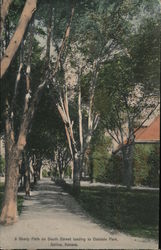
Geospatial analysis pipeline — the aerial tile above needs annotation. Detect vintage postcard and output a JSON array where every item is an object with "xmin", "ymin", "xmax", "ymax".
[{"xmin": 0, "ymin": 0, "xmax": 160, "ymax": 249}]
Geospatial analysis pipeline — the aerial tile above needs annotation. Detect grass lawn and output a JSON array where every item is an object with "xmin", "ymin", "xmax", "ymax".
[
  {"xmin": 0, "ymin": 182, "xmax": 24, "ymax": 215},
  {"xmin": 64, "ymin": 184, "xmax": 159, "ymax": 240}
]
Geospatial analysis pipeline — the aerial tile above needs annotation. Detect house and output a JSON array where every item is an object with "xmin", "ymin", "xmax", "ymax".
[
  {"xmin": 113, "ymin": 115, "xmax": 160, "ymax": 154},
  {"xmin": 135, "ymin": 115, "xmax": 160, "ymax": 144}
]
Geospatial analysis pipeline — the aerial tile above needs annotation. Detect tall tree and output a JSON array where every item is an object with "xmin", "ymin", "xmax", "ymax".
[
  {"xmin": 95, "ymin": 13, "xmax": 160, "ymax": 187},
  {"xmin": 55, "ymin": 0, "xmax": 138, "ymax": 191},
  {"xmin": 0, "ymin": 0, "xmax": 72, "ymax": 224}
]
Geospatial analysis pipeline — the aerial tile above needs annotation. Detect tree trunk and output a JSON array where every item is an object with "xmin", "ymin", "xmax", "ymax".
[
  {"xmin": 39, "ymin": 167, "xmax": 42, "ymax": 180},
  {"xmin": 59, "ymin": 169, "xmax": 64, "ymax": 180},
  {"xmin": 35, "ymin": 158, "xmax": 42, "ymax": 181},
  {"xmin": 58, "ymin": 163, "xmax": 62, "ymax": 179},
  {"xmin": 33, "ymin": 171, "xmax": 37, "ymax": 184},
  {"xmin": 0, "ymin": 0, "xmax": 37, "ymax": 78},
  {"xmin": 0, "ymin": 147, "xmax": 20, "ymax": 224},
  {"xmin": 73, "ymin": 153, "xmax": 80, "ymax": 194},
  {"xmin": 45, "ymin": 4, "xmax": 53, "ymax": 66},
  {"xmin": 24, "ymin": 153, "xmax": 30, "ymax": 196},
  {"xmin": 71, "ymin": 161, "xmax": 74, "ymax": 179},
  {"xmin": 33, "ymin": 163, "xmax": 38, "ymax": 184},
  {"xmin": 89, "ymin": 158, "xmax": 94, "ymax": 183},
  {"xmin": 1, "ymin": 105, "xmax": 31, "ymax": 224},
  {"xmin": 37, "ymin": 168, "xmax": 41, "ymax": 180},
  {"xmin": 122, "ymin": 143, "xmax": 134, "ymax": 188},
  {"xmin": 24, "ymin": 171, "xmax": 30, "ymax": 196}
]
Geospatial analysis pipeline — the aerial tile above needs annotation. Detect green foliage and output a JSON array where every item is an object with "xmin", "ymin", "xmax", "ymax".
[
  {"xmin": 72, "ymin": 0, "xmax": 138, "ymax": 61},
  {"xmin": 95, "ymin": 55, "xmax": 135, "ymax": 123},
  {"xmin": 42, "ymin": 169, "xmax": 49, "ymax": 178},
  {"xmin": 134, "ymin": 145, "xmax": 152, "ymax": 185},
  {"xmin": 94, "ymin": 3, "xmax": 160, "ymax": 138},
  {"xmin": 6, "ymin": 0, "xmax": 26, "ymax": 30},
  {"xmin": 89, "ymin": 130, "xmax": 112, "ymax": 182},
  {"xmin": 64, "ymin": 166, "xmax": 72, "ymax": 178},
  {"xmin": 91, "ymin": 152, "xmax": 123, "ymax": 185},
  {"xmin": 89, "ymin": 142, "xmax": 159, "ymax": 188},
  {"xmin": 134, "ymin": 144, "xmax": 160, "ymax": 187},
  {"xmin": 92, "ymin": 150, "xmax": 108, "ymax": 182},
  {"xmin": 147, "ymin": 145, "xmax": 160, "ymax": 187},
  {"xmin": 129, "ymin": 18, "xmax": 160, "ymax": 93},
  {"xmin": 17, "ymin": 196, "xmax": 24, "ymax": 215},
  {"xmin": 105, "ymin": 154, "xmax": 123, "ymax": 184},
  {"xmin": 76, "ymin": 186, "xmax": 159, "ymax": 239},
  {"xmin": 92, "ymin": 153, "xmax": 123, "ymax": 184}
]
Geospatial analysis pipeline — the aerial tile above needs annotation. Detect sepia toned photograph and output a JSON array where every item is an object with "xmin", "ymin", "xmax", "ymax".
[{"xmin": 0, "ymin": 0, "xmax": 160, "ymax": 249}]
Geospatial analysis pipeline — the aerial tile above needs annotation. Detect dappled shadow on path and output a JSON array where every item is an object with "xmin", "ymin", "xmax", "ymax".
[{"xmin": 21, "ymin": 179, "xmax": 87, "ymax": 219}]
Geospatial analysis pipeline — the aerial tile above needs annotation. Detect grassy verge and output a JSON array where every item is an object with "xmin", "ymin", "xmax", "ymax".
[
  {"xmin": 62, "ymin": 183, "xmax": 159, "ymax": 240},
  {"xmin": 0, "ymin": 182, "xmax": 24, "ymax": 215}
]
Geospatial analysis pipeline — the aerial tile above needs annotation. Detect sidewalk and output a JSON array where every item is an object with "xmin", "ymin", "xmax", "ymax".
[
  {"xmin": 65, "ymin": 178, "xmax": 159, "ymax": 191},
  {"xmin": 0, "ymin": 178, "xmax": 158, "ymax": 249}
]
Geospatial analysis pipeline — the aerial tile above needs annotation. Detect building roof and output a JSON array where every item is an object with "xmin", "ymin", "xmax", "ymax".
[
  {"xmin": 135, "ymin": 115, "xmax": 160, "ymax": 143},
  {"xmin": 113, "ymin": 115, "xmax": 160, "ymax": 154}
]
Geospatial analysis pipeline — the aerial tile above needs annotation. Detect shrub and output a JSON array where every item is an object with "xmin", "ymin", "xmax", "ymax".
[
  {"xmin": 92, "ymin": 151, "xmax": 109, "ymax": 182},
  {"xmin": 88, "ymin": 132, "xmax": 112, "ymax": 182},
  {"xmin": 89, "ymin": 131, "xmax": 159, "ymax": 187},
  {"xmin": 146, "ymin": 145, "xmax": 160, "ymax": 187},
  {"xmin": 91, "ymin": 151, "xmax": 123, "ymax": 184},
  {"xmin": 133, "ymin": 144, "xmax": 160, "ymax": 187},
  {"xmin": 105, "ymin": 154, "xmax": 123, "ymax": 184},
  {"xmin": 133, "ymin": 145, "xmax": 151, "ymax": 186}
]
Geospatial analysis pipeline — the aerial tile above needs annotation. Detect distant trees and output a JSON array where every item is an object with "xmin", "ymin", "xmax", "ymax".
[{"xmin": 54, "ymin": 146, "xmax": 71, "ymax": 179}]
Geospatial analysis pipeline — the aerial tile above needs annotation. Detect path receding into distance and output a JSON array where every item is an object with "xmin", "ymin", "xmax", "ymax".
[{"xmin": 0, "ymin": 178, "xmax": 158, "ymax": 249}]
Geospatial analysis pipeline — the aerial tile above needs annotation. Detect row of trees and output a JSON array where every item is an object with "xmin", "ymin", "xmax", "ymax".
[{"xmin": 0, "ymin": 0, "xmax": 160, "ymax": 224}]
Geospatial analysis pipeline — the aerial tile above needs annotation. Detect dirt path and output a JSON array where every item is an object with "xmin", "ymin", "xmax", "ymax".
[{"xmin": 0, "ymin": 178, "xmax": 158, "ymax": 249}]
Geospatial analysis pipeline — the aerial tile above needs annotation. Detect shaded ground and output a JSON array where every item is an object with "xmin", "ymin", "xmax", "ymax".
[
  {"xmin": 64, "ymin": 179, "xmax": 159, "ymax": 239},
  {"xmin": 0, "ymin": 178, "xmax": 158, "ymax": 249},
  {"xmin": 75, "ymin": 185, "xmax": 159, "ymax": 239}
]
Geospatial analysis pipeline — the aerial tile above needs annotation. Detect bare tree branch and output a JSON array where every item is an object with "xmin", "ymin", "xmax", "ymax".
[
  {"xmin": 132, "ymin": 102, "xmax": 160, "ymax": 137},
  {"xmin": 45, "ymin": 4, "xmax": 53, "ymax": 66},
  {"xmin": 53, "ymin": 7, "xmax": 75, "ymax": 76}
]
